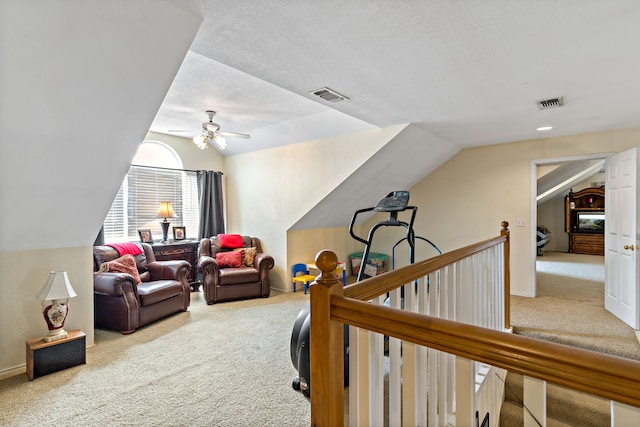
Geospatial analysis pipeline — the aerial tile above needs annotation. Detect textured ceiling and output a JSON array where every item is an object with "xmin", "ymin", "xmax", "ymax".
[{"xmin": 150, "ymin": 1, "xmax": 640, "ymax": 156}]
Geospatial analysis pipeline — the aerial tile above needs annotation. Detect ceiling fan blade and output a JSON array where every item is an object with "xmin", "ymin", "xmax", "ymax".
[
  {"xmin": 167, "ymin": 129, "xmax": 196, "ymax": 133},
  {"xmin": 217, "ymin": 131, "xmax": 250, "ymax": 139}
]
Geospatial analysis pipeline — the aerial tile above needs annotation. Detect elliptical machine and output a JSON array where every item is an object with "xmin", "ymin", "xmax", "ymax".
[
  {"xmin": 290, "ymin": 304, "xmax": 349, "ymax": 397},
  {"xmin": 290, "ymin": 191, "xmax": 439, "ymax": 398},
  {"xmin": 349, "ymin": 191, "xmax": 440, "ymax": 282}
]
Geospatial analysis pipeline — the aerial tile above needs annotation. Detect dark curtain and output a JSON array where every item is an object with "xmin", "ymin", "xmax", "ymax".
[{"xmin": 197, "ymin": 171, "xmax": 225, "ymax": 239}]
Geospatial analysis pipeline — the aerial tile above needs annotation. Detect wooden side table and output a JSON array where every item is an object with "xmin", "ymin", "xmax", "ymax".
[
  {"xmin": 26, "ymin": 329, "xmax": 86, "ymax": 380},
  {"xmin": 151, "ymin": 240, "xmax": 201, "ymax": 291}
]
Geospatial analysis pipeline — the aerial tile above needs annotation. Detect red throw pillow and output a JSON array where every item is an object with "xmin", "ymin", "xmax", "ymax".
[
  {"xmin": 218, "ymin": 233, "xmax": 244, "ymax": 249},
  {"xmin": 215, "ymin": 251, "xmax": 243, "ymax": 268},
  {"xmin": 99, "ymin": 254, "xmax": 142, "ymax": 284}
]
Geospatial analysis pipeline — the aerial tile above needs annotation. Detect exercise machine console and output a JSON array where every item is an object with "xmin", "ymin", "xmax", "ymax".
[{"xmin": 349, "ymin": 191, "xmax": 440, "ymax": 281}]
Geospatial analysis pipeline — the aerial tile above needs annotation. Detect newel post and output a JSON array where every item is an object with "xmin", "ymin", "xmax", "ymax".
[
  {"xmin": 501, "ymin": 221, "xmax": 511, "ymax": 330},
  {"xmin": 310, "ymin": 250, "xmax": 345, "ymax": 427}
]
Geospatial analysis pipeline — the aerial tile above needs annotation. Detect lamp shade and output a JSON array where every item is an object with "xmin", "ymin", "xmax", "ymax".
[
  {"xmin": 37, "ymin": 271, "xmax": 77, "ymax": 301},
  {"xmin": 157, "ymin": 201, "xmax": 176, "ymax": 219}
]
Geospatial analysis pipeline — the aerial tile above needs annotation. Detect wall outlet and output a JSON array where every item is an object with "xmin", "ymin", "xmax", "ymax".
[{"xmin": 516, "ymin": 218, "xmax": 526, "ymax": 227}]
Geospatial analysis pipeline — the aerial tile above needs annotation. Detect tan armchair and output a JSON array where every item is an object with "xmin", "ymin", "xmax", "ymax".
[
  {"xmin": 93, "ymin": 243, "xmax": 191, "ymax": 334},
  {"xmin": 197, "ymin": 235, "xmax": 274, "ymax": 304}
]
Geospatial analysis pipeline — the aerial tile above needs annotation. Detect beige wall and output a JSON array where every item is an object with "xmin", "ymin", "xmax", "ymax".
[
  {"xmin": 224, "ymin": 126, "xmax": 404, "ymax": 291},
  {"xmin": 537, "ymin": 196, "xmax": 569, "ymax": 252},
  {"xmin": 227, "ymin": 125, "xmax": 640, "ymax": 296},
  {"xmin": 363, "ymin": 127, "xmax": 640, "ymax": 296},
  {"xmin": 0, "ymin": 247, "xmax": 93, "ymax": 378}
]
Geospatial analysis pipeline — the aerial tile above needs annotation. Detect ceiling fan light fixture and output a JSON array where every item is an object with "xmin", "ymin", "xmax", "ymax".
[
  {"xmin": 183, "ymin": 110, "xmax": 250, "ymax": 151},
  {"xmin": 192, "ymin": 134, "xmax": 207, "ymax": 149},
  {"xmin": 206, "ymin": 122, "xmax": 220, "ymax": 132},
  {"xmin": 214, "ymin": 135, "xmax": 227, "ymax": 150}
]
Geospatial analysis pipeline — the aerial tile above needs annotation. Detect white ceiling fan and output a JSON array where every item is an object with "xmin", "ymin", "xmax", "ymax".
[{"xmin": 170, "ymin": 110, "xmax": 250, "ymax": 150}]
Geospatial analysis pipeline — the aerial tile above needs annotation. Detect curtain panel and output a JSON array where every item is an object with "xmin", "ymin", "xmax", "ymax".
[{"xmin": 197, "ymin": 170, "xmax": 225, "ymax": 239}]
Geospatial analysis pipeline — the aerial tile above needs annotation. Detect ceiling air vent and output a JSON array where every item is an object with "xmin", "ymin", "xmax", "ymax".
[
  {"xmin": 537, "ymin": 96, "xmax": 564, "ymax": 110},
  {"xmin": 309, "ymin": 87, "xmax": 349, "ymax": 103}
]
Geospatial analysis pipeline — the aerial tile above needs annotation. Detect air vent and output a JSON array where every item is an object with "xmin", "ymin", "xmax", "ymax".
[
  {"xmin": 309, "ymin": 87, "xmax": 349, "ymax": 103},
  {"xmin": 537, "ymin": 96, "xmax": 564, "ymax": 110}
]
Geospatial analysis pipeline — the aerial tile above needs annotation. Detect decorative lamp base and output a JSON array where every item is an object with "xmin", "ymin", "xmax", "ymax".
[
  {"xmin": 44, "ymin": 328, "xmax": 68, "ymax": 342},
  {"xmin": 160, "ymin": 220, "xmax": 170, "ymax": 243},
  {"xmin": 42, "ymin": 299, "xmax": 69, "ymax": 342}
]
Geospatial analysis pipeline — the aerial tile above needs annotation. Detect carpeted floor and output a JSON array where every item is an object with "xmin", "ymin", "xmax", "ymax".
[
  {"xmin": 2, "ymin": 252, "xmax": 637, "ymax": 426},
  {"xmin": 503, "ymin": 250, "xmax": 640, "ymax": 426},
  {"xmin": 511, "ymin": 250, "xmax": 640, "ymax": 360},
  {"xmin": 0, "ymin": 290, "xmax": 313, "ymax": 426}
]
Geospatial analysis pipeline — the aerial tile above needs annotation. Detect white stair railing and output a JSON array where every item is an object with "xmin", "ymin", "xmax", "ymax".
[
  {"xmin": 348, "ymin": 228, "xmax": 509, "ymax": 426},
  {"xmin": 309, "ymin": 223, "xmax": 640, "ymax": 427}
]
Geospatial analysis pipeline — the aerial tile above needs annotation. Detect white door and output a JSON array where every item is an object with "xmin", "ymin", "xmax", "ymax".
[{"xmin": 605, "ymin": 147, "xmax": 639, "ymax": 329}]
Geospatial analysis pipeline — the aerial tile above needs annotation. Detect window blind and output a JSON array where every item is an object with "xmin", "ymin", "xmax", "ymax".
[{"xmin": 103, "ymin": 166, "xmax": 199, "ymax": 242}]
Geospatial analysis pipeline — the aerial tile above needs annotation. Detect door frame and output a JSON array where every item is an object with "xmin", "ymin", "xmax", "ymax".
[{"xmin": 529, "ymin": 152, "xmax": 614, "ymax": 297}]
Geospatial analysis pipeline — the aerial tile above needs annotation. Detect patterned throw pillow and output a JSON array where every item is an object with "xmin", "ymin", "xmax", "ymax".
[
  {"xmin": 215, "ymin": 250, "xmax": 243, "ymax": 268},
  {"xmin": 99, "ymin": 254, "xmax": 142, "ymax": 284},
  {"xmin": 234, "ymin": 246, "xmax": 257, "ymax": 267}
]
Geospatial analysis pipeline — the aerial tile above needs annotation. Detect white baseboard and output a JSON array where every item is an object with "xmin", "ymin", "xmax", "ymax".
[{"xmin": 0, "ymin": 364, "xmax": 25, "ymax": 381}]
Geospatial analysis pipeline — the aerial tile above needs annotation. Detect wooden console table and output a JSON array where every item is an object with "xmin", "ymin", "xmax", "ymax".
[
  {"xmin": 26, "ymin": 329, "xmax": 86, "ymax": 380},
  {"xmin": 151, "ymin": 240, "xmax": 201, "ymax": 291}
]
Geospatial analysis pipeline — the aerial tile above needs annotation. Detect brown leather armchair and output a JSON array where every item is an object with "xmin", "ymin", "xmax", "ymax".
[
  {"xmin": 197, "ymin": 235, "xmax": 274, "ymax": 304},
  {"xmin": 93, "ymin": 243, "xmax": 191, "ymax": 334}
]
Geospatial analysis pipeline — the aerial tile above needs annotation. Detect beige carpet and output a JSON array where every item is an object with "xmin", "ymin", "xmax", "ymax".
[
  {"xmin": 0, "ymin": 290, "xmax": 312, "ymax": 426},
  {"xmin": 3, "ymin": 253, "xmax": 636, "ymax": 426},
  {"xmin": 504, "ymin": 251, "xmax": 640, "ymax": 426},
  {"xmin": 511, "ymin": 251, "xmax": 640, "ymax": 360}
]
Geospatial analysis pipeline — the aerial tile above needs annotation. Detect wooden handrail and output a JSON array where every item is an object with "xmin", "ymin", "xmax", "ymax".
[
  {"xmin": 330, "ymin": 295, "xmax": 640, "ymax": 408},
  {"xmin": 344, "ymin": 224, "xmax": 508, "ymax": 302},
  {"xmin": 310, "ymin": 222, "xmax": 639, "ymax": 426}
]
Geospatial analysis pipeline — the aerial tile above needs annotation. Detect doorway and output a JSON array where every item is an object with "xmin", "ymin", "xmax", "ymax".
[{"xmin": 530, "ymin": 153, "xmax": 611, "ymax": 297}]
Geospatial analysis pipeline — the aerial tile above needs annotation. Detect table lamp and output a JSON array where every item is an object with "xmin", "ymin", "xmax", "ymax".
[
  {"xmin": 37, "ymin": 271, "xmax": 77, "ymax": 342},
  {"xmin": 157, "ymin": 201, "xmax": 177, "ymax": 243}
]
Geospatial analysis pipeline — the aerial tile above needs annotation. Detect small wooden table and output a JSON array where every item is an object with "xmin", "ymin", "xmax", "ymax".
[{"xmin": 26, "ymin": 329, "xmax": 86, "ymax": 380}]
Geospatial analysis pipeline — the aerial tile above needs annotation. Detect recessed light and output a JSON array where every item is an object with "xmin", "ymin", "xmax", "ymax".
[{"xmin": 536, "ymin": 126, "xmax": 553, "ymax": 131}]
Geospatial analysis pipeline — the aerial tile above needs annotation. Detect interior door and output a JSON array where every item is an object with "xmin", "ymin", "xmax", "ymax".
[{"xmin": 605, "ymin": 147, "xmax": 639, "ymax": 329}]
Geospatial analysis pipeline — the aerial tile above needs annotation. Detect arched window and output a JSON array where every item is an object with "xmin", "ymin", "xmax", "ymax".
[
  {"xmin": 103, "ymin": 141, "xmax": 199, "ymax": 242},
  {"xmin": 132, "ymin": 140, "xmax": 182, "ymax": 168}
]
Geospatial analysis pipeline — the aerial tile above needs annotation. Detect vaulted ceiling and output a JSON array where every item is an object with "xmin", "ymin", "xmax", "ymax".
[
  {"xmin": 3, "ymin": 1, "xmax": 640, "ymax": 252},
  {"xmin": 150, "ymin": 1, "xmax": 640, "ymax": 157}
]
